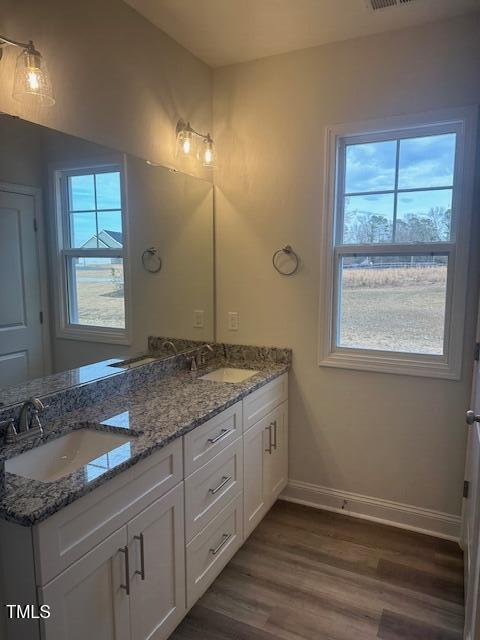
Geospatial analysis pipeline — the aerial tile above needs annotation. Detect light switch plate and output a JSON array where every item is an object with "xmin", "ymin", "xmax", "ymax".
[
  {"xmin": 193, "ymin": 310, "xmax": 204, "ymax": 328},
  {"xmin": 228, "ymin": 311, "xmax": 239, "ymax": 331}
]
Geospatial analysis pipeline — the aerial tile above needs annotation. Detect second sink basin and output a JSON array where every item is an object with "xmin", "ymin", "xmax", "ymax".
[
  {"xmin": 199, "ymin": 367, "xmax": 259, "ymax": 383},
  {"xmin": 5, "ymin": 429, "xmax": 134, "ymax": 483}
]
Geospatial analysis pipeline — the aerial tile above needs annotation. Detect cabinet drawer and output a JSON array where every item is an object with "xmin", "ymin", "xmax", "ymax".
[
  {"xmin": 185, "ymin": 438, "xmax": 243, "ymax": 542},
  {"xmin": 243, "ymin": 373, "xmax": 288, "ymax": 432},
  {"xmin": 186, "ymin": 493, "xmax": 243, "ymax": 608},
  {"xmin": 184, "ymin": 402, "xmax": 242, "ymax": 476},
  {"xmin": 33, "ymin": 438, "xmax": 183, "ymax": 586}
]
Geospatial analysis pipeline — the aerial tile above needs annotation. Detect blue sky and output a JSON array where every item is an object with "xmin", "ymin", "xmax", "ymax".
[
  {"xmin": 68, "ymin": 171, "xmax": 122, "ymax": 246},
  {"xmin": 343, "ymin": 133, "xmax": 455, "ymax": 242},
  {"xmin": 345, "ymin": 133, "xmax": 456, "ymax": 194}
]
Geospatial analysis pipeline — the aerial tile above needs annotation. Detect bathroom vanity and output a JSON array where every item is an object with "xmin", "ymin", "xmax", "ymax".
[{"xmin": 0, "ymin": 347, "xmax": 289, "ymax": 640}]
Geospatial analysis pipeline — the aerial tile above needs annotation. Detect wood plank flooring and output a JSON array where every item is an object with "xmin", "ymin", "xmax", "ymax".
[{"xmin": 171, "ymin": 501, "xmax": 464, "ymax": 640}]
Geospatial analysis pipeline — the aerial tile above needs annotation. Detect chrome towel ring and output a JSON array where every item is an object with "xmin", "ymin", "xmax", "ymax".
[
  {"xmin": 272, "ymin": 245, "xmax": 300, "ymax": 276},
  {"xmin": 142, "ymin": 247, "xmax": 162, "ymax": 273}
]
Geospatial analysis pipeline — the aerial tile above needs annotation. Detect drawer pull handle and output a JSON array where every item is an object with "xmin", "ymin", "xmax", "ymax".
[
  {"xmin": 209, "ymin": 475, "xmax": 232, "ymax": 495},
  {"xmin": 265, "ymin": 424, "xmax": 273, "ymax": 454},
  {"xmin": 134, "ymin": 533, "xmax": 146, "ymax": 581},
  {"xmin": 119, "ymin": 546, "xmax": 130, "ymax": 595},
  {"xmin": 210, "ymin": 533, "xmax": 232, "ymax": 556},
  {"xmin": 272, "ymin": 420, "xmax": 278, "ymax": 450},
  {"xmin": 207, "ymin": 428, "xmax": 231, "ymax": 445}
]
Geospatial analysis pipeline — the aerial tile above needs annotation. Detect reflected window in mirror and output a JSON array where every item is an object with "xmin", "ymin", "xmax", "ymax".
[{"xmin": 54, "ymin": 163, "xmax": 130, "ymax": 344}]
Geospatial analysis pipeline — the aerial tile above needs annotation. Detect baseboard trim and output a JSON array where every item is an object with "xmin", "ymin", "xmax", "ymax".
[{"xmin": 280, "ymin": 480, "xmax": 461, "ymax": 542}]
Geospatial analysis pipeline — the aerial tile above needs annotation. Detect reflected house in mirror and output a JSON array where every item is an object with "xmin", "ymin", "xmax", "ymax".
[{"xmin": 0, "ymin": 115, "xmax": 214, "ymax": 406}]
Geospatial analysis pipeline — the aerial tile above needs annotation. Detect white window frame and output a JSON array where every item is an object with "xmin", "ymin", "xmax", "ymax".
[
  {"xmin": 51, "ymin": 155, "xmax": 132, "ymax": 345},
  {"xmin": 318, "ymin": 107, "xmax": 478, "ymax": 379}
]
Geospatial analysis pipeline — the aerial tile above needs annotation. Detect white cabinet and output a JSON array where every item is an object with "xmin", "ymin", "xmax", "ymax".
[
  {"xmin": 34, "ymin": 439, "xmax": 183, "ymax": 586},
  {"xmin": 40, "ymin": 527, "xmax": 130, "ymax": 640},
  {"xmin": 186, "ymin": 493, "xmax": 243, "ymax": 608},
  {"xmin": 128, "ymin": 483, "xmax": 186, "ymax": 640},
  {"xmin": 41, "ymin": 483, "xmax": 185, "ymax": 640},
  {"xmin": 3, "ymin": 372, "xmax": 288, "ymax": 640},
  {"xmin": 244, "ymin": 401, "xmax": 288, "ymax": 538},
  {"xmin": 244, "ymin": 416, "xmax": 269, "ymax": 537},
  {"xmin": 266, "ymin": 401, "xmax": 288, "ymax": 499},
  {"xmin": 185, "ymin": 437, "xmax": 243, "ymax": 542}
]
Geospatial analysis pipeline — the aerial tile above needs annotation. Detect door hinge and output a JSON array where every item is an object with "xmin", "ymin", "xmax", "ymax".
[
  {"xmin": 33, "ymin": 218, "xmax": 38, "ymax": 232},
  {"xmin": 475, "ymin": 343, "xmax": 480, "ymax": 361},
  {"xmin": 464, "ymin": 480, "xmax": 470, "ymax": 499},
  {"xmin": 39, "ymin": 311, "xmax": 44, "ymax": 325}
]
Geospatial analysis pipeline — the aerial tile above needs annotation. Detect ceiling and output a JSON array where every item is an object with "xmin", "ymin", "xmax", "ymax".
[{"xmin": 123, "ymin": 0, "xmax": 480, "ymax": 67}]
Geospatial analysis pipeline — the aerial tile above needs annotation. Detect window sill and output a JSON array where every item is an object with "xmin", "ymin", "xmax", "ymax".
[
  {"xmin": 56, "ymin": 325, "xmax": 131, "ymax": 346},
  {"xmin": 318, "ymin": 349, "xmax": 460, "ymax": 380}
]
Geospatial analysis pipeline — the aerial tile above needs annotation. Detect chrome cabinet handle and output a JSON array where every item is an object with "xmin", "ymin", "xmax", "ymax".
[
  {"xmin": 272, "ymin": 420, "xmax": 278, "ymax": 450},
  {"xmin": 207, "ymin": 428, "xmax": 231, "ymax": 444},
  {"xmin": 209, "ymin": 475, "xmax": 232, "ymax": 495},
  {"xmin": 210, "ymin": 533, "xmax": 232, "ymax": 555},
  {"xmin": 119, "ymin": 546, "xmax": 130, "ymax": 595},
  {"xmin": 134, "ymin": 533, "xmax": 146, "ymax": 581},
  {"xmin": 265, "ymin": 424, "xmax": 273, "ymax": 454}
]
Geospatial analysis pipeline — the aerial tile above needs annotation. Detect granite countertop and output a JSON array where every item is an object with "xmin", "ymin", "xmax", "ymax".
[{"xmin": 0, "ymin": 359, "xmax": 288, "ymax": 527}]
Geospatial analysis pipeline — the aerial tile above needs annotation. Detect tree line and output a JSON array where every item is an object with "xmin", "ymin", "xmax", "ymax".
[{"xmin": 344, "ymin": 206, "xmax": 451, "ymax": 244}]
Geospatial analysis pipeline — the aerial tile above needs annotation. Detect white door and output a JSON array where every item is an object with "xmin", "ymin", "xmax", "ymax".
[
  {"xmin": 128, "ymin": 483, "xmax": 186, "ymax": 640},
  {"xmin": 463, "ymin": 308, "xmax": 480, "ymax": 640},
  {"xmin": 0, "ymin": 189, "xmax": 44, "ymax": 387},
  {"xmin": 40, "ymin": 526, "xmax": 130, "ymax": 640}
]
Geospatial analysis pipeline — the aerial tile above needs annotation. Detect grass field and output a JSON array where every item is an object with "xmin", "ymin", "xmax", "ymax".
[
  {"xmin": 339, "ymin": 266, "xmax": 447, "ymax": 355},
  {"xmin": 72, "ymin": 264, "xmax": 447, "ymax": 352},
  {"xmin": 74, "ymin": 265, "xmax": 125, "ymax": 328}
]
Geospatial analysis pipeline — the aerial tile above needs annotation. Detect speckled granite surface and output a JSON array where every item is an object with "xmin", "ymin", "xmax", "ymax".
[
  {"xmin": 0, "ymin": 359, "xmax": 123, "ymax": 409},
  {"xmin": 0, "ymin": 351, "xmax": 290, "ymax": 527}
]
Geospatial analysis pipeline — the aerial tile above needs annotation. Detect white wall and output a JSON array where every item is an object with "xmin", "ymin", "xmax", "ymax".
[
  {"xmin": 213, "ymin": 14, "xmax": 480, "ymax": 520},
  {"xmin": 0, "ymin": 0, "xmax": 212, "ymax": 179},
  {"xmin": 0, "ymin": 117, "xmax": 43, "ymax": 187}
]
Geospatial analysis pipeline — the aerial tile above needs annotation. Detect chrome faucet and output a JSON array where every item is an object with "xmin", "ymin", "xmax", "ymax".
[
  {"xmin": 186, "ymin": 344, "xmax": 215, "ymax": 374},
  {"xmin": 161, "ymin": 340, "xmax": 178, "ymax": 355},
  {"xmin": 0, "ymin": 398, "xmax": 47, "ymax": 444},
  {"xmin": 197, "ymin": 344, "xmax": 214, "ymax": 368},
  {"xmin": 18, "ymin": 397, "xmax": 46, "ymax": 434}
]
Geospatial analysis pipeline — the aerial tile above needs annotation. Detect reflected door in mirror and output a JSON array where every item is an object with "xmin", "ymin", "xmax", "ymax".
[{"xmin": 0, "ymin": 188, "xmax": 45, "ymax": 387}]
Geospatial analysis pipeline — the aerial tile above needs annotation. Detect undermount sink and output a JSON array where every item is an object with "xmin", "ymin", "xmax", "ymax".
[
  {"xmin": 5, "ymin": 429, "xmax": 134, "ymax": 483},
  {"xmin": 199, "ymin": 367, "xmax": 259, "ymax": 383}
]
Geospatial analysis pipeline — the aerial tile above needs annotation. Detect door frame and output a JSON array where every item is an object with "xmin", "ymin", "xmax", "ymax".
[
  {"xmin": 461, "ymin": 295, "xmax": 480, "ymax": 640},
  {"xmin": 0, "ymin": 181, "xmax": 52, "ymax": 378}
]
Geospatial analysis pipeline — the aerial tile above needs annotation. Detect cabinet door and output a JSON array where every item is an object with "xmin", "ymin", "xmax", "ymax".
[
  {"xmin": 127, "ymin": 483, "xmax": 186, "ymax": 640},
  {"xmin": 266, "ymin": 401, "xmax": 289, "ymax": 502},
  {"xmin": 243, "ymin": 417, "xmax": 270, "ymax": 538},
  {"xmin": 40, "ymin": 527, "xmax": 130, "ymax": 640}
]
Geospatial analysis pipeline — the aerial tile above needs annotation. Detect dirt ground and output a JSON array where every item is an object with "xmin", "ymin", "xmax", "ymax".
[
  {"xmin": 74, "ymin": 266, "xmax": 125, "ymax": 328},
  {"xmin": 339, "ymin": 267, "xmax": 447, "ymax": 355}
]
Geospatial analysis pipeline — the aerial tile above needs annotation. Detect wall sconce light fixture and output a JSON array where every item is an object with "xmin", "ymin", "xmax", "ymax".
[
  {"xmin": 176, "ymin": 120, "xmax": 215, "ymax": 168},
  {"xmin": 0, "ymin": 35, "xmax": 55, "ymax": 106}
]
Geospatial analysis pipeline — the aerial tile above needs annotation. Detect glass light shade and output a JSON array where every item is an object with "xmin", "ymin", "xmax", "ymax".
[
  {"xmin": 202, "ymin": 136, "xmax": 216, "ymax": 168},
  {"xmin": 176, "ymin": 127, "xmax": 195, "ymax": 159},
  {"xmin": 13, "ymin": 45, "xmax": 55, "ymax": 106}
]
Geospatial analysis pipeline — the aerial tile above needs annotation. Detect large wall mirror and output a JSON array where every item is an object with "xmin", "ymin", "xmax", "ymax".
[{"xmin": 0, "ymin": 115, "xmax": 214, "ymax": 406}]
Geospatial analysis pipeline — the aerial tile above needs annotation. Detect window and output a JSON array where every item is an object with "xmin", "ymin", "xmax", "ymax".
[
  {"xmin": 54, "ymin": 163, "xmax": 130, "ymax": 343},
  {"xmin": 319, "ymin": 110, "xmax": 476, "ymax": 379}
]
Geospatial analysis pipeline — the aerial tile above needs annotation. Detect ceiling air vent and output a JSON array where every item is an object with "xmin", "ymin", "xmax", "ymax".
[{"xmin": 365, "ymin": 0, "xmax": 416, "ymax": 11}]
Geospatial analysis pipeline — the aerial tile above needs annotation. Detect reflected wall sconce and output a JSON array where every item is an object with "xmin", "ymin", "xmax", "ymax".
[
  {"xmin": 0, "ymin": 34, "xmax": 55, "ymax": 106},
  {"xmin": 175, "ymin": 119, "xmax": 215, "ymax": 168}
]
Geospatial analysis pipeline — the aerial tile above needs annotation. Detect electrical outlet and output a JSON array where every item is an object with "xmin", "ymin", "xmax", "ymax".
[
  {"xmin": 228, "ymin": 311, "xmax": 239, "ymax": 331},
  {"xmin": 193, "ymin": 310, "xmax": 204, "ymax": 328}
]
